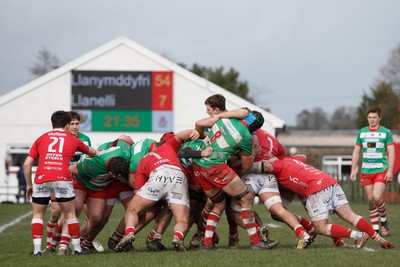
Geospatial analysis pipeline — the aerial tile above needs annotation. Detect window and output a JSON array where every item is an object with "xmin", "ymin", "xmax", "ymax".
[
  {"xmin": 322, "ymin": 155, "xmax": 352, "ymax": 181},
  {"xmin": 5, "ymin": 144, "xmax": 37, "ymax": 174}
]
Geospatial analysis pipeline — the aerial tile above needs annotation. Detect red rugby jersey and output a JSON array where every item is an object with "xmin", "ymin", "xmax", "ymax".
[
  {"xmin": 29, "ymin": 129, "xmax": 89, "ymax": 183},
  {"xmin": 271, "ymin": 157, "xmax": 338, "ymax": 197},
  {"xmin": 134, "ymin": 137, "xmax": 184, "ymax": 189},
  {"xmin": 254, "ymin": 129, "xmax": 286, "ymax": 162}
]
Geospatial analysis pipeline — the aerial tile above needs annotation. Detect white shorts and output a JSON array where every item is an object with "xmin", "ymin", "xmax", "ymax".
[
  {"xmin": 241, "ymin": 173, "xmax": 280, "ymax": 195},
  {"xmin": 137, "ymin": 165, "xmax": 190, "ymax": 208},
  {"xmin": 106, "ymin": 191, "xmax": 134, "ymax": 206},
  {"xmin": 33, "ymin": 180, "xmax": 75, "ymax": 199},
  {"xmin": 306, "ymin": 184, "xmax": 348, "ymax": 221}
]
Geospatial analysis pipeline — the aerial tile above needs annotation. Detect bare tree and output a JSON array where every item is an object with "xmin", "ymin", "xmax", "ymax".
[
  {"xmin": 29, "ymin": 47, "xmax": 61, "ymax": 77},
  {"xmin": 296, "ymin": 107, "xmax": 329, "ymax": 130},
  {"xmin": 330, "ymin": 106, "xmax": 357, "ymax": 129},
  {"xmin": 380, "ymin": 43, "xmax": 400, "ymax": 92}
]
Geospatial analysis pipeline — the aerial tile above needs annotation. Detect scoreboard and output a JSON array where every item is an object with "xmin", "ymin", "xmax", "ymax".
[{"xmin": 71, "ymin": 70, "xmax": 173, "ymax": 132}]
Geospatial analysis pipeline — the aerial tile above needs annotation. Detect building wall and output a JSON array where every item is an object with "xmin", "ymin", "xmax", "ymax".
[{"xmin": 287, "ymin": 146, "xmax": 354, "ymax": 170}]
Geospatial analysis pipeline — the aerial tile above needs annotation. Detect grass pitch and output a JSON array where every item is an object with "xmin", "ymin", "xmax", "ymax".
[{"xmin": 0, "ymin": 202, "xmax": 399, "ymax": 267}]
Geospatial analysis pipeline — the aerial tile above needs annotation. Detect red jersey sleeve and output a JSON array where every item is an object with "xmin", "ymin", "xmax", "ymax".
[
  {"xmin": 76, "ymin": 139, "xmax": 90, "ymax": 154},
  {"xmin": 29, "ymin": 141, "xmax": 39, "ymax": 160},
  {"xmin": 271, "ymin": 160, "xmax": 283, "ymax": 175},
  {"xmin": 133, "ymin": 161, "xmax": 147, "ymax": 190},
  {"xmin": 166, "ymin": 137, "xmax": 181, "ymax": 151}
]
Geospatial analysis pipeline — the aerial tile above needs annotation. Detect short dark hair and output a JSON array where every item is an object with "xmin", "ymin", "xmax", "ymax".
[
  {"xmin": 367, "ymin": 106, "xmax": 382, "ymax": 117},
  {"xmin": 108, "ymin": 156, "xmax": 129, "ymax": 177},
  {"xmin": 205, "ymin": 94, "xmax": 226, "ymax": 111},
  {"xmin": 69, "ymin": 111, "xmax": 81, "ymax": 121},
  {"xmin": 51, "ymin": 110, "xmax": 71, "ymax": 129}
]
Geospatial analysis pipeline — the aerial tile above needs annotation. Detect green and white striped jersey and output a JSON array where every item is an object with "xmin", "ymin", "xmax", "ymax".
[
  {"xmin": 193, "ymin": 118, "xmax": 253, "ymax": 168},
  {"xmin": 129, "ymin": 138, "xmax": 156, "ymax": 173},
  {"xmin": 76, "ymin": 139, "xmax": 131, "ymax": 190},
  {"xmin": 356, "ymin": 125, "xmax": 394, "ymax": 174},
  {"xmin": 179, "ymin": 139, "xmax": 206, "ymax": 169}
]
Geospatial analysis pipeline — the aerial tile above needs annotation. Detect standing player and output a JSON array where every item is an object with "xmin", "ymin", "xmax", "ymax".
[
  {"xmin": 23, "ymin": 110, "xmax": 98, "ymax": 256},
  {"xmin": 43, "ymin": 111, "xmax": 98, "ymax": 254},
  {"xmin": 350, "ymin": 106, "xmax": 395, "ymax": 236}
]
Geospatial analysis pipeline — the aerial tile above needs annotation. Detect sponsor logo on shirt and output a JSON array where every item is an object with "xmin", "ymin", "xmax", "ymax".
[{"xmin": 147, "ymin": 187, "xmax": 160, "ymax": 195}]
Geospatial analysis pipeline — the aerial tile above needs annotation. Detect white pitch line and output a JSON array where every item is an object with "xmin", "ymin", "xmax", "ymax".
[
  {"xmin": 0, "ymin": 211, "xmax": 33, "ymax": 233},
  {"xmin": 362, "ymin": 246, "xmax": 378, "ymax": 252},
  {"xmin": 265, "ymin": 223, "xmax": 282, "ymax": 228}
]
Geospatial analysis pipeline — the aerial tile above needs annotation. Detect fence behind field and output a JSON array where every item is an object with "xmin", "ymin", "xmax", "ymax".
[
  {"xmin": 0, "ymin": 185, "xmax": 27, "ymax": 203},
  {"xmin": 339, "ymin": 178, "xmax": 400, "ymax": 204}
]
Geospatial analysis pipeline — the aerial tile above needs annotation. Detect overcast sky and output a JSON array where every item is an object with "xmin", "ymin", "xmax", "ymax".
[{"xmin": 1, "ymin": 0, "xmax": 400, "ymax": 125}]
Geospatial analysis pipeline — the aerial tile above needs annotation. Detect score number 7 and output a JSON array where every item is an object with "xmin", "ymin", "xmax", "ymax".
[{"xmin": 158, "ymin": 94, "xmax": 167, "ymax": 108}]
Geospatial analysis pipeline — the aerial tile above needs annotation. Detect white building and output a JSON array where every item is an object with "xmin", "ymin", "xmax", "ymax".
[{"xmin": 0, "ymin": 36, "xmax": 285, "ymax": 203}]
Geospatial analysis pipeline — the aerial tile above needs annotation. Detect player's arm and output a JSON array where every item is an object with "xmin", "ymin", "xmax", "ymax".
[
  {"xmin": 213, "ymin": 107, "xmax": 250, "ymax": 120},
  {"xmin": 177, "ymin": 147, "xmax": 213, "ymax": 158},
  {"xmin": 350, "ymin": 145, "xmax": 361, "ymax": 182},
  {"xmin": 262, "ymin": 160, "xmax": 274, "ymax": 173},
  {"xmin": 87, "ymin": 147, "xmax": 99, "ymax": 158},
  {"xmin": 118, "ymin": 135, "xmax": 134, "ymax": 146},
  {"xmin": 195, "ymin": 117, "xmax": 215, "ymax": 138},
  {"xmin": 77, "ymin": 138, "xmax": 99, "ymax": 158},
  {"xmin": 241, "ymin": 154, "xmax": 254, "ymax": 172},
  {"xmin": 386, "ymin": 144, "xmax": 395, "ymax": 182},
  {"xmin": 23, "ymin": 156, "xmax": 35, "ymax": 200},
  {"xmin": 175, "ymin": 129, "xmax": 200, "ymax": 143},
  {"xmin": 70, "ymin": 163, "xmax": 79, "ymax": 176}
]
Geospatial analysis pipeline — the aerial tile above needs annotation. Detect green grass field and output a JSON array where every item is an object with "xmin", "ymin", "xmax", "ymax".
[{"xmin": 0, "ymin": 202, "xmax": 399, "ymax": 267}]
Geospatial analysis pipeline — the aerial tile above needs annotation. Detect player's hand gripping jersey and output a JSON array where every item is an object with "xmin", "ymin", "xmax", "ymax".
[
  {"xmin": 75, "ymin": 139, "xmax": 131, "ymax": 190},
  {"xmin": 179, "ymin": 139, "xmax": 207, "ymax": 169}
]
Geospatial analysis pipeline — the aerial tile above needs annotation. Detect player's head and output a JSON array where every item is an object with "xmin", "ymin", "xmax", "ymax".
[
  {"xmin": 159, "ymin": 132, "xmax": 175, "ymax": 142},
  {"xmin": 108, "ymin": 156, "xmax": 129, "ymax": 178},
  {"xmin": 51, "ymin": 110, "xmax": 71, "ymax": 129},
  {"xmin": 367, "ymin": 106, "xmax": 382, "ymax": 117},
  {"xmin": 205, "ymin": 94, "xmax": 226, "ymax": 116},
  {"xmin": 68, "ymin": 111, "xmax": 81, "ymax": 136},
  {"xmin": 243, "ymin": 110, "xmax": 264, "ymax": 133},
  {"xmin": 366, "ymin": 106, "xmax": 381, "ymax": 127}
]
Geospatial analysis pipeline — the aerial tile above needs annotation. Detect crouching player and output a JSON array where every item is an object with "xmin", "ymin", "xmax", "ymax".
[
  {"xmin": 115, "ymin": 129, "xmax": 201, "ymax": 252},
  {"xmin": 262, "ymin": 157, "xmax": 395, "ymax": 249}
]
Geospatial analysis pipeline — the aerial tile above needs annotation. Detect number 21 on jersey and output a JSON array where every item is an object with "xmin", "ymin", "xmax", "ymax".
[{"xmin": 48, "ymin": 137, "xmax": 65, "ymax": 153}]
